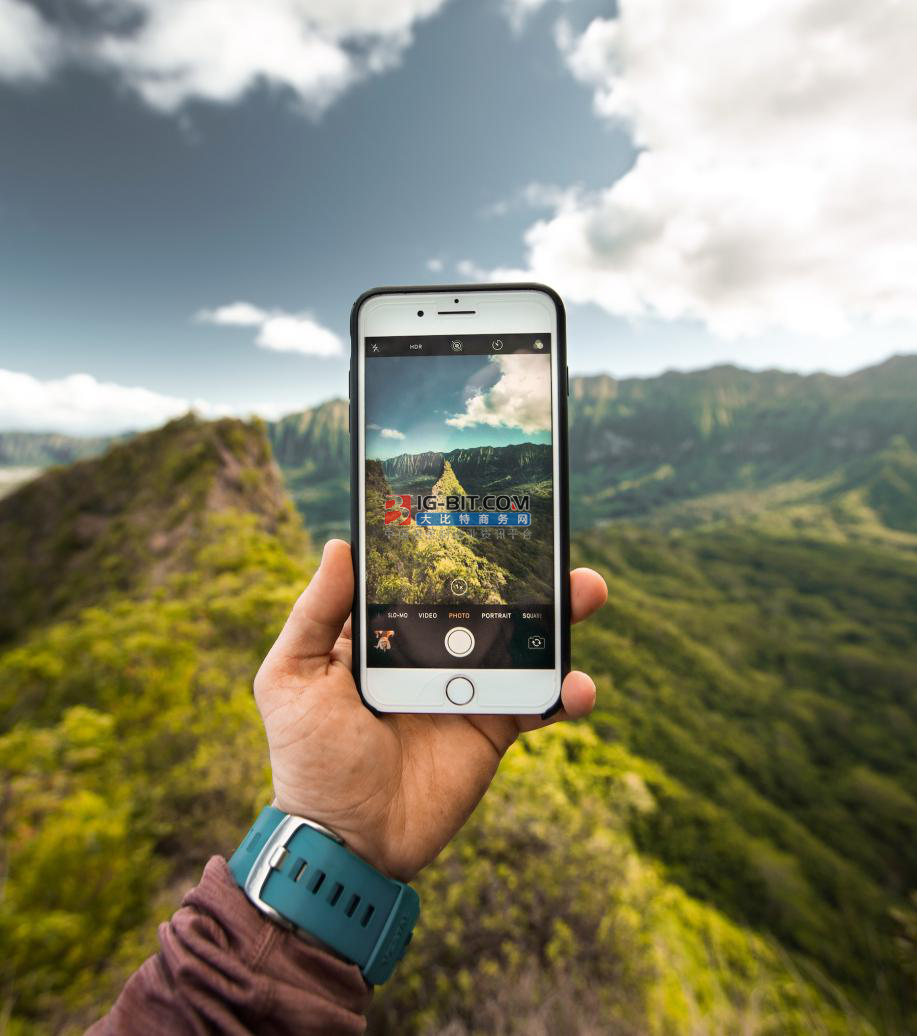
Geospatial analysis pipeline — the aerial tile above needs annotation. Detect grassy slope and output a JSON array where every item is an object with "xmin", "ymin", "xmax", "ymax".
[
  {"xmin": 365, "ymin": 459, "xmax": 513, "ymax": 605},
  {"xmin": 0, "ymin": 419, "xmax": 890, "ymax": 1034},
  {"xmin": 0, "ymin": 571, "xmax": 878, "ymax": 1035},
  {"xmin": 573, "ymin": 525, "xmax": 917, "ymax": 1030},
  {"xmin": 0, "ymin": 414, "xmax": 302, "ymax": 644}
]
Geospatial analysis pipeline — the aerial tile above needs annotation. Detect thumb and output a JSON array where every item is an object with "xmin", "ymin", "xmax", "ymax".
[{"xmin": 264, "ymin": 540, "xmax": 354, "ymax": 669}]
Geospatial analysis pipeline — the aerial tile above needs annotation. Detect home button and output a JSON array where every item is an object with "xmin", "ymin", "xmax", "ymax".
[{"xmin": 445, "ymin": 676, "xmax": 475, "ymax": 706}]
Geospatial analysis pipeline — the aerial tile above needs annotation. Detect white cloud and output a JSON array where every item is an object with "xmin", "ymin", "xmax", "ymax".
[
  {"xmin": 0, "ymin": 0, "xmax": 61, "ymax": 82},
  {"xmin": 482, "ymin": 182, "xmax": 574, "ymax": 219},
  {"xmin": 197, "ymin": 301, "xmax": 342, "ymax": 357},
  {"xmin": 456, "ymin": 259, "xmax": 488, "ymax": 281},
  {"xmin": 502, "ymin": 0, "xmax": 567, "ymax": 33},
  {"xmin": 379, "ymin": 427, "xmax": 405, "ymax": 440},
  {"xmin": 256, "ymin": 314, "xmax": 341, "ymax": 357},
  {"xmin": 446, "ymin": 354, "xmax": 550, "ymax": 435},
  {"xmin": 0, "ymin": 368, "xmax": 233, "ymax": 436},
  {"xmin": 0, "ymin": 0, "xmax": 449, "ymax": 114},
  {"xmin": 197, "ymin": 301, "xmax": 267, "ymax": 327},
  {"xmin": 474, "ymin": 1, "xmax": 917, "ymax": 339},
  {"xmin": 426, "ymin": 257, "xmax": 444, "ymax": 273}
]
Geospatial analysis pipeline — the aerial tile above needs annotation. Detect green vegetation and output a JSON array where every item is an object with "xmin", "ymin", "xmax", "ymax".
[
  {"xmin": 568, "ymin": 356, "xmax": 917, "ymax": 535},
  {"xmin": 0, "ymin": 414, "xmax": 302, "ymax": 643},
  {"xmin": 0, "ymin": 504, "xmax": 311, "ymax": 1032},
  {"xmin": 372, "ymin": 446, "xmax": 555, "ymax": 604},
  {"xmin": 365, "ymin": 460, "xmax": 511, "ymax": 604},
  {"xmin": 2, "ymin": 356, "xmax": 916, "ymax": 1033},
  {"xmin": 573, "ymin": 526, "xmax": 917, "ymax": 1029},
  {"xmin": 373, "ymin": 725, "xmax": 875, "ymax": 1036},
  {"xmin": 268, "ymin": 399, "xmax": 350, "ymax": 540}
]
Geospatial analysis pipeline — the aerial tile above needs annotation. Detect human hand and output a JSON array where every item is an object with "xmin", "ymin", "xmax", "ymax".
[{"xmin": 254, "ymin": 540, "xmax": 607, "ymax": 882}]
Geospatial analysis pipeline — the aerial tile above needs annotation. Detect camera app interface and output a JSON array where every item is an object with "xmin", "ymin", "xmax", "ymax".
[{"xmin": 364, "ymin": 333, "xmax": 554, "ymax": 669}]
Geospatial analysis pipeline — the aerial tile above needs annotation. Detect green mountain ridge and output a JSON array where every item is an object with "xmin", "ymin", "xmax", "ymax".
[
  {"xmin": 365, "ymin": 458, "xmax": 513, "ymax": 606},
  {"xmin": 376, "ymin": 450, "xmax": 555, "ymax": 603},
  {"xmin": 267, "ymin": 399, "xmax": 350, "ymax": 539},
  {"xmin": 3, "ymin": 355, "xmax": 915, "ymax": 538},
  {"xmin": 381, "ymin": 442, "xmax": 552, "ymax": 495},
  {"xmin": 1, "ymin": 358, "xmax": 916, "ymax": 1031},
  {"xmin": 574, "ymin": 525, "xmax": 917, "ymax": 1020},
  {"xmin": 0, "ymin": 414, "xmax": 302, "ymax": 645},
  {"xmin": 278, "ymin": 352, "xmax": 917, "ymax": 536},
  {"xmin": 267, "ymin": 398, "xmax": 348, "ymax": 472},
  {"xmin": 568, "ymin": 356, "xmax": 917, "ymax": 532}
]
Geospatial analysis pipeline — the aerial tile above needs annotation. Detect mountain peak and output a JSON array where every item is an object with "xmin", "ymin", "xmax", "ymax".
[
  {"xmin": 268, "ymin": 398, "xmax": 348, "ymax": 473},
  {"xmin": 431, "ymin": 459, "xmax": 466, "ymax": 502},
  {"xmin": 0, "ymin": 415, "xmax": 301, "ymax": 643}
]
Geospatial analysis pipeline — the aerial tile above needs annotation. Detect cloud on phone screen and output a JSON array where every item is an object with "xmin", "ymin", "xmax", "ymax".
[{"xmin": 446, "ymin": 355, "xmax": 550, "ymax": 436}]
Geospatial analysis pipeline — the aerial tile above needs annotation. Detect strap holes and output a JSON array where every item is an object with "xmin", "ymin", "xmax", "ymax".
[
  {"xmin": 328, "ymin": 883, "xmax": 344, "ymax": 906},
  {"xmin": 310, "ymin": 870, "xmax": 326, "ymax": 894},
  {"xmin": 291, "ymin": 858, "xmax": 308, "ymax": 882},
  {"xmin": 360, "ymin": 904, "xmax": 375, "ymax": 928},
  {"xmin": 345, "ymin": 894, "xmax": 361, "ymax": 918}
]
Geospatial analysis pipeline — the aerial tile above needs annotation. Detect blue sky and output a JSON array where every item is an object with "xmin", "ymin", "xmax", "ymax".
[
  {"xmin": 0, "ymin": 0, "xmax": 914, "ymax": 434},
  {"xmin": 366, "ymin": 354, "xmax": 552, "ymax": 460}
]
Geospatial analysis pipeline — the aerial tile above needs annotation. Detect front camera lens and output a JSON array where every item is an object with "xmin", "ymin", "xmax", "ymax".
[{"xmin": 417, "ymin": 310, "xmax": 424, "ymax": 317}]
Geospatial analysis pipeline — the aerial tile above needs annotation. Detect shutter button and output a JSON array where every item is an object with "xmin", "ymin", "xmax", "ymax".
[{"xmin": 444, "ymin": 626, "xmax": 475, "ymax": 657}]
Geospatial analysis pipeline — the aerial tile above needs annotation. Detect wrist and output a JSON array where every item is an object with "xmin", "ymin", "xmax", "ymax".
[
  {"xmin": 231, "ymin": 805, "xmax": 419, "ymax": 985},
  {"xmin": 270, "ymin": 796, "xmax": 396, "ymax": 879}
]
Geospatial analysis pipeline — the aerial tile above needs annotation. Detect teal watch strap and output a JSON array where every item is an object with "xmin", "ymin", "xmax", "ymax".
[{"xmin": 228, "ymin": 806, "xmax": 419, "ymax": 985}]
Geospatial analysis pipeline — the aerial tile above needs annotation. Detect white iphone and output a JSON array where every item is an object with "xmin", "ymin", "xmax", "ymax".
[{"xmin": 350, "ymin": 284, "xmax": 570, "ymax": 714}]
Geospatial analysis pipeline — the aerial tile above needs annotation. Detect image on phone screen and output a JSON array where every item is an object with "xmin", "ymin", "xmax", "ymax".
[{"xmin": 364, "ymin": 333, "xmax": 555, "ymax": 670}]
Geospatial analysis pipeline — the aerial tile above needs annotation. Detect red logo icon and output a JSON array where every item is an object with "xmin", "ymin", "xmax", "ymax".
[{"xmin": 384, "ymin": 494, "xmax": 412, "ymax": 525}]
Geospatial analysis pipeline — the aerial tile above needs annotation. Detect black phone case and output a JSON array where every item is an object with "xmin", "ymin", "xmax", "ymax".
[{"xmin": 349, "ymin": 283, "xmax": 571, "ymax": 719}]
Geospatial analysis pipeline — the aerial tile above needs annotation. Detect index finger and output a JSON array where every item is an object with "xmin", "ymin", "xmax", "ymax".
[{"xmin": 571, "ymin": 568, "xmax": 607, "ymax": 624}]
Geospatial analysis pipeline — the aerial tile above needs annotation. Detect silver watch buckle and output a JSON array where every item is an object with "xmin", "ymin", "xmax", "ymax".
[{"xmin": 243, "ymin": 814, "xmax": 344, "ymax": 929}]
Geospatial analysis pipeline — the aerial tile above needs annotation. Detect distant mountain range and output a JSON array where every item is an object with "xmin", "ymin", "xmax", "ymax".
[
  {"xmin": 0, "ymin": 430, "xmax": 118, "ymax": 467},
  {"xmin": 569, "ymin": 355, "xmax": 917, "ymax": 532},
  {"xmin": 1, "ymin": 355, "xmax": 915, "ymax": 537},
  {"xmin": 382, "ymin": 442, "xmax": 552, "ymax": 496},
  {"xmin": 267, "ymin": 398, "xmax": 348, "ymax": 475}
]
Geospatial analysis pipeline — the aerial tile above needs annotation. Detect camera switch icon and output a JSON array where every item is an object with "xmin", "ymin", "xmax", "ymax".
[{"xmin": 527, "ymin": 635, "xmax": 546, "ymax": 650}]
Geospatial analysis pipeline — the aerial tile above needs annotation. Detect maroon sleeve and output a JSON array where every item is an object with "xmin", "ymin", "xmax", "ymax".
[{"xmin": 86, "ymin": 856, "xmax": 372, "ymax": 1036}]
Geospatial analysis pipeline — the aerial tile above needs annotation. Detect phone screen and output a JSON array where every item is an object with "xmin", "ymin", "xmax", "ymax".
[{"xmin": 363, "ymin": 332, "xmax": 555, "ymax": 670}]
